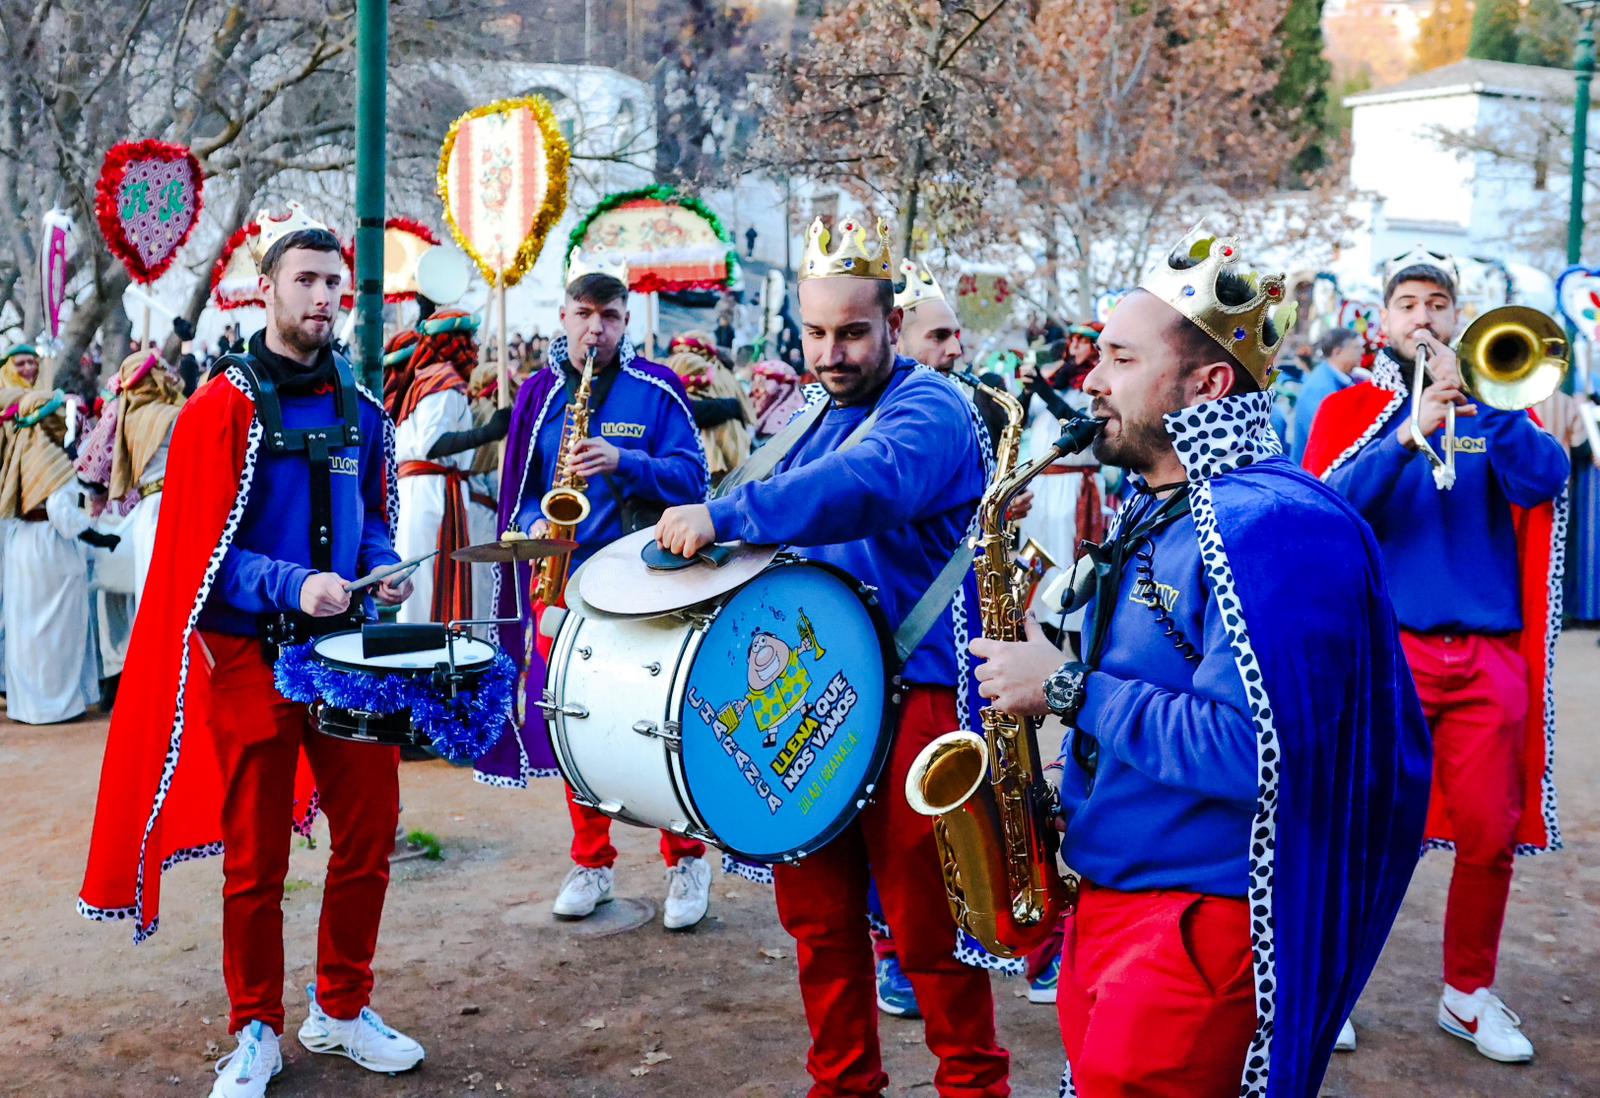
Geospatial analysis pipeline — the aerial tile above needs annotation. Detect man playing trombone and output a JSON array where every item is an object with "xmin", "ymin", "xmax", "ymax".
[{"xmin": 1303, "ymin": 248, "xmax": 1570, "ymax": 1064}]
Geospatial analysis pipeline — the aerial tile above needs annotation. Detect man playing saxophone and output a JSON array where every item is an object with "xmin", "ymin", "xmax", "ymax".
[
  {"xmin": 969, "ymin": 227, "xmax": 1431, "ymax": 1098},
  {"xmin": 474, "ymin": 250, "xmax": 716, "ymax": 932},
  {"xmin": 656, "ymin": 215, "xmax": 1010, "ymax": 1098}
]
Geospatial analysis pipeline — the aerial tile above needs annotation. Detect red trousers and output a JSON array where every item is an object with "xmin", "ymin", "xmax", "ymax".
[
  {"xmin": 565, "ymin": 783, "xmax": 706, "ymax": 868},
  {"xmin": 1401, "ymin": 631, "xmax": 1528, "ymax": 992},
  {"xmin": 1057, "ymin": 883, "xmax": 1255, "ymax": 1098},
  {"xmin": 205, "ymin": 632, "xmax": 400, "ymax": 1034},
  {"xmin": 531, "ymin": 600, "xmax": 705, "ymax": 869},
  {"xmin": 773, "ymin": 686, "xmax": 1009, "ymax": 1098}
]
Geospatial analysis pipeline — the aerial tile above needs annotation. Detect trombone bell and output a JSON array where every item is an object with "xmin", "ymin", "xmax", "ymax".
[{"xmin": 1458, "ymin": 305, "xmax": 1569, "ymax": 413}]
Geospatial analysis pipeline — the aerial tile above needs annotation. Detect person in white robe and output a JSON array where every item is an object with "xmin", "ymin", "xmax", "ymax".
[
  {"xmin": 0, "ymin": 389, "xmax": 114, "ymax": 723},
  {"xmin": 383, "ymin": 309, "xmax": 509, "ymax": 625}
]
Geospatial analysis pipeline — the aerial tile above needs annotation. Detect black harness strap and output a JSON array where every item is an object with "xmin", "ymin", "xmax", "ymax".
[{"xmin": 216, "ymin": 352, "xmax": 365, "ymax": 646}]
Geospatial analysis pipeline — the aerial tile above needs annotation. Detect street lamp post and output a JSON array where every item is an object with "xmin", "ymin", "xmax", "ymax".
[
  {"xmin": 354, "ymin": 0, "xmax": 388, "ymax": 396},
  {"xmin": 1566, "ymin": 1, "xmax": 1598, "ymax": 269}
]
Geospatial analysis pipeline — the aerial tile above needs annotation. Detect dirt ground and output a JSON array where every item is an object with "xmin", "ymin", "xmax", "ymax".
[{"xmin": 2, "ymin": 632, "xmax": 1597, "ymax": 1098}]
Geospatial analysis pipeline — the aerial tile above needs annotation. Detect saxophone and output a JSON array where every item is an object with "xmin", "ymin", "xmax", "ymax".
[
  {"xmin": 905, "ymin": 372, "xmax": 1102, "ymax": 957},
  {"xmin": 534, "ymin": 346, "xmax": 596, "ymax": 605}
]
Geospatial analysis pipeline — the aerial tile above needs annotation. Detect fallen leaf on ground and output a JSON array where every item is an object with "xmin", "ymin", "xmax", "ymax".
[
  {"xmin": 759, "ymin": 947, "xmax": 786, "ymax": 960},
  {"xmin": 580, "ymin": 1016, "xmax": 606, "ymax": 1030},
  {"xmin": 630, "ymin": 1066, "xmax": 651, "ymax": 1077},
  {"xmin": 643, "ymin": 1050, "xmax": 672, "ymax": 1065}
]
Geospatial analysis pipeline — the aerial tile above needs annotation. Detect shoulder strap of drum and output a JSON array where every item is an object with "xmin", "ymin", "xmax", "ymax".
[
  {"xmin": 892, "ymin": 540, "xmax": 975, "ymax": 667},
  {"xmin": 713, "ymin": 398, "xmax": 880, "ymax": 499}
]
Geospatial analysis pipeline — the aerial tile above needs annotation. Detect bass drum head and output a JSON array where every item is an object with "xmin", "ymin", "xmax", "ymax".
[{"xmin": 675, "ymin": 561, "xmax": 896, "ymax": 863}]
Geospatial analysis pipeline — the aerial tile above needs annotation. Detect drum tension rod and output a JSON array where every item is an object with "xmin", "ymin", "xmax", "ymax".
[
  {"xmin": 632, "ymin": 720, "xmax": 683, "ymax": 750},
  {"xmin": 535, "ymin": 693, "xmax": 590, "ymax": 719}
]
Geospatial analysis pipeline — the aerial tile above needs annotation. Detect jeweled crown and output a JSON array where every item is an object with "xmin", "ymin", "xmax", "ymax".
[
  {"xmin": 894, "ymin": 257, "xmax": 947, "ymax": 311},
  {"xmin": 565, "ymin": 246, "xmax": 629, "ymax": 288},
  {"xmin": 1384, "ymin": 244, "xmax": 1460, "ymax": 291},
  {"xmin": 800, "ymin": 216, "xmax": 893, "ymax": 281},
  {"xmin": 248, "ymin": 201, "xmax": 331, "ymax": 265},
  {"xmin": 1140, "ymin": 229, "xmax": 1297, "ymax": 387}
]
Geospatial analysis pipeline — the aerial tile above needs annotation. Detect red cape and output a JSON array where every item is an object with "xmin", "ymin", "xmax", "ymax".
[
  {"xmin": 1304, "ymin": 379, "xmax": 1563, "ymax": 854},
  {"xmin": 79, "ymin": 366, "xmax": 394, "ymax": 940}
]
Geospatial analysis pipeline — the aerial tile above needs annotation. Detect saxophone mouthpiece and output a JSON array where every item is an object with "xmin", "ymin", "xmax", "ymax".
[{"xmin": 1056, "ymin": 413, "xmax": 1104, "ymax": 455}]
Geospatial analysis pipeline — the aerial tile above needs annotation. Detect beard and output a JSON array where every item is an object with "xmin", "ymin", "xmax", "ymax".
[
  {"xmin": 816, "ymin": 332, "xmax": 894, "ymax": 406},
  {"xmin": 275, "ymin": 311, "xmax": 332, "ymax": 358},
  {"xmin": 1090, "ymin": 379, "xmax": 1186, "ymax": 473}
]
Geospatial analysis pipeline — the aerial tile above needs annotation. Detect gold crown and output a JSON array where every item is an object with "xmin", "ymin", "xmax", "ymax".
[
  {"xmin": 894, "ymin": 257, "xmax": 947, "ymax": 311},
  {"xmin": 800, "ymin": 216, "xmax": 893, "ymax": 281},
  {"xmin": 565, "ymin": 246, "xmax": 630, "ymax": 288},
  {"xmin": 1140, "ymin": 228, "xmax": 1296, "ymax": 387},
  {"xmin": 247, "ymin": 202, "xmax": 332, "ymax": 266},
  {"xmin": 1385, "ymin": 244, "xmax": 1460, "ymax": 290}
]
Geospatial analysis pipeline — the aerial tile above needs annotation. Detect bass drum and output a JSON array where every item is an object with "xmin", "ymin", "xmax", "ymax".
[{"xmin": 546, "ymin": 559, "xmax": 899, "ymax": 864}]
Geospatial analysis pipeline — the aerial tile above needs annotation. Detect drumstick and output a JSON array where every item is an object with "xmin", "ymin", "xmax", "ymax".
[{"xmin": 344, "ymin": 550, "xmax": 440, "ymax": 593}]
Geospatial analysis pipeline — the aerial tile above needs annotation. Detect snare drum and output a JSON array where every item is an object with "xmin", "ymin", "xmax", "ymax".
[
  {"xmin": 545, "ymin": 559, "xmax": 899, "ymax": 864},
  {"xmin": 276, "ymin": 630, "xmax": 513, "ymax": 761}
]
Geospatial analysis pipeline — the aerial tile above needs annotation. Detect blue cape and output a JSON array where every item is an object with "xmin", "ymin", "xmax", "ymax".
[{"xmin": 1065, "ymin": 392, "xmax": 1431, "ymax": 1097}]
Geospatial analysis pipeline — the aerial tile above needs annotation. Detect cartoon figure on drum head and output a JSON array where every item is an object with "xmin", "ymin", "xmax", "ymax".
[{"xmin": 716, "ymin": 611, "xmax": 825, "ymax": 748}]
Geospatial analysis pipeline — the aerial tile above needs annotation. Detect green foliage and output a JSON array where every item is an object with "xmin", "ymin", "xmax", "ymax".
[
  {"xmin": 1517, "ymin": 0, "xmax": 1584, "ymax": 67},
  {"xmin": 1275, "ymin": 0, "xmax": 1335, "ymax": 176},
  {"xmin": 405, "ymin": 829, "xmax": 444, "ymax": 862},
  {"xmin": 1468, "ymin": 0, "xmax": 1524, "ymax": 63},
  {"xmin": 1328, "ymin": 68, "xmax": 1374, "ymax": 134}
]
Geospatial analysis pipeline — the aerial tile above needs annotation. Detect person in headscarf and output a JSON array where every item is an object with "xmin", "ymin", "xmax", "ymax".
[
  {"xmin": 107, "ymin": 351, "xmax": 185, "ymax": 608},
  {"xmin": 0, "ymin": 343, "xmax": 42, "ymax": 390},
  {"xmin": 0, "ymin": 388, "xmax": 111, "ymax": 722},
  {"xmin": 667, "ymin": 331, "xmax": 753, "ymax": 485},
  {"xmin": 463, "ymin": 359, "xmax": 509, "ymax": 625},
  {"xmin": 383, "ymin": 308, "xmax": 510, "ymax": 625}
]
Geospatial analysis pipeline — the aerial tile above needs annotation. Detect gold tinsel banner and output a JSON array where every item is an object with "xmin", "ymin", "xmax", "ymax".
[{"xmin": 436, "ymin": 97, "xmax": 571, "ymax": 290}]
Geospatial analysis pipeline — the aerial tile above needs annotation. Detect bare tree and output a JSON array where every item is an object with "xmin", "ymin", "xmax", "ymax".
[{"xmin": 747, "ymin": 0, "xmax": 1037, "ymax": 255}]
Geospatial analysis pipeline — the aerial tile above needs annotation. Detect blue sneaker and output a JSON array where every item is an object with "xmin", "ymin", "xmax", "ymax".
[
  {"xmin": 1028, "ymin": 953, "xmax": 1060, "ymax": 1004},
  {"xmin": 875, "ymin": 957, "xmax": 921, "ymax": 1018}
]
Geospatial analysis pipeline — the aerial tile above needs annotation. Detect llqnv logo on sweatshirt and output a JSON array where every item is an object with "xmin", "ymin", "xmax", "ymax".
[
  {"xmin": 601, "ymin": 422, "xmax": 646, "ymax": 439},
  {"xmin": 330, "ymin": 455, "xmax": 360, "ymax": 476},
  {"xmin": 1129, "ymin": 577, "xmax": 1179, "ymax": 612}
]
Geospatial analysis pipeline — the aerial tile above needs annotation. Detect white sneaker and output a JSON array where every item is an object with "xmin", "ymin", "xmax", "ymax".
[
  {"xmin": 663, "ymin": 855, "xmax": 712, "ymax": 931},
  {"xmin": 1437, "ymin": 986, "xmax": 1534, "ymax": 1063},
  {"xmin": 552, "ymin": 864, "xmax": 614, "ymax": 920},
  {"xmin": 210, "ymin": 1021, "xmax": 282, "ymax": 1098},
  {"xmin": 297, "ymin": 983, "xmax": 425, "ymax": 1073},
  {"xmin": 1334, "ymin": 1017, "xmax": 1356, "ymax": 1052}
]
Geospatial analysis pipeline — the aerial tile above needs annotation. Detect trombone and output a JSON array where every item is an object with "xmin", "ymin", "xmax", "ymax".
[{"xmin": 1409, "ymin": 305, "xmax": 1569, "ymax": 490}]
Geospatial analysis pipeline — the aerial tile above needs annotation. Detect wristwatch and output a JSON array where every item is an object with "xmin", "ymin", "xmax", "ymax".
[{"xmin": 1044, "ymin": 661, "xmax": 1092, "ymax": 721}]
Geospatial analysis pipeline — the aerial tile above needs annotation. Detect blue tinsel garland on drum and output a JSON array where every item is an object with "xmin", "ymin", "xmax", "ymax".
[{"xmin": 274, "ymin": 642, "xmax": 514, "ymax": 762}]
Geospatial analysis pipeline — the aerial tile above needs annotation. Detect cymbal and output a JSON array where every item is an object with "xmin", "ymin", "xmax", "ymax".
[
  {"xmin": 579, "ymin": 526, "xmax": 777, "ymax": 615},
  {"xmin": 452, "ymin": 537, "xmax": 578, "ymax": 564}
]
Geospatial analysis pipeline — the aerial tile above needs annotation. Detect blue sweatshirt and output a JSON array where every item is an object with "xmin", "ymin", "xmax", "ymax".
[
  {"xmin": 1060, "ymin": 491, "xmax": 1258, "ymax": 895},
  {"xmin": 1323, "ymin": 387, "xmax": 1568, "ymax": 634},
  {"xmin": 200, "ymin": 388, "xmax": 398, "ymax": 635},
  {"xmin": 512, "ymin": 357, "xmax": 707, "ymax": 569},
  {"xmin": 706, "ymin": 361, "xmax": 986, "ymax": 687}
]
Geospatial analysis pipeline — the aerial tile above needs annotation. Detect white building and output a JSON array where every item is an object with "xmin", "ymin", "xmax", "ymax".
[{"xmin": 1344, "ymin": 58, "xmax": 1594, "ymax": 288}]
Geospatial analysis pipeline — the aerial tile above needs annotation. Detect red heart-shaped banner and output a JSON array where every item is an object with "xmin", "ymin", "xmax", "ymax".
[{"xmin": 95, "ymin": 140, "xmax": 204, "ymax": 284}]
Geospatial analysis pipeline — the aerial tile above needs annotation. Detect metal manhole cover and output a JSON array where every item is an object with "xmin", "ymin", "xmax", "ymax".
[{"xmin": 507, "ymin": 896, "xmax": 657, "ymax": 937}]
